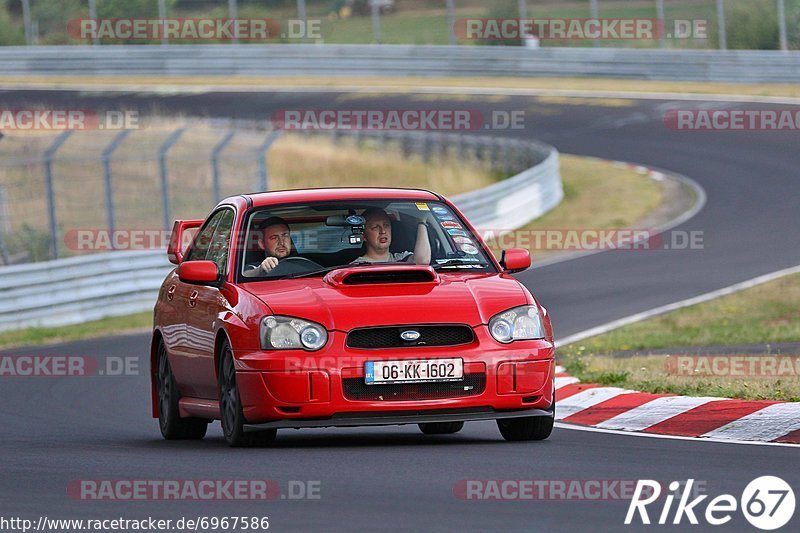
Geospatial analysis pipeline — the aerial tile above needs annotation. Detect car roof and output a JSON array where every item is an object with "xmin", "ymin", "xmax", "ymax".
[{"xmin": 226, "ymin": 188, "xmax": 441, "ymax": 208}]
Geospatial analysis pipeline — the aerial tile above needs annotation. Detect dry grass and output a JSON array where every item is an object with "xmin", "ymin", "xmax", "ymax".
[
  {"xmin": 483, "ymin": 155, "xmax": 663, "ymax": 260},
  {"xmin": 268, "ymin": 134, "xmax": 491, "ymax": 196},
  {"xmin": 531, "ymin": 155, "xmax": 662, "ymax": 231}
]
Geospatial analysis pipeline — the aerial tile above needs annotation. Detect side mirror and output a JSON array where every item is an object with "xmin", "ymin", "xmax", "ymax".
[
  {"xmin": 177, "ymin": 260, "xmax": 220, "ymax": 285},
  {"xmin": 500, "ymin": 248, "xmax": 531, "ymax": 274},
  {"xmin": 167, "ymin": 219, "xmax": 204, "ymax": 265}
]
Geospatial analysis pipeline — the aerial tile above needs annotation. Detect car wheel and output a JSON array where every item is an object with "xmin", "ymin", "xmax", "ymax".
[
  {"xmin": 497, "ymin": 397, "xmax": 555, "ymax": 441},
  {"xmin": 418, "ymin": 421, "xmax": 464, "ymax": 435},
  {"xmin": 218, "ymin": 340, "xmax": 277, "ymax": 447},
  {"xmin": 156, "ymin": 340, "xmax": 208, "ymax": 440}
]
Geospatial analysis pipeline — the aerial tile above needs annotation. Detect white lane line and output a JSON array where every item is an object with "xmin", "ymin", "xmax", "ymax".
[
  {"xmin": 701, "ymin": 403, "xmax": 800, "ymax": 442},
  {"xmin": 555, "ymin": 264, "xmax": 800, "ymax": 347},
  {"xmin": 556, "ymin": 387, "xmax": 634, "ymax": 420},
  {"xmin": 554, "ymin": 423, "xmax": 800, "ymax": 448},
  {"xmin": 596, "ymin": 396, "xmax": 722, "ymax": 432},
  {"xmin": 555, "ymin": 376, "xmax": 580, "ymax": 389}
]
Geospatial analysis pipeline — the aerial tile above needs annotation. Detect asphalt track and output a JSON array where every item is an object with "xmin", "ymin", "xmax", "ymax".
[{"xmin": 1, "ymin": 89, "xmax": 799, "ymax": 532}]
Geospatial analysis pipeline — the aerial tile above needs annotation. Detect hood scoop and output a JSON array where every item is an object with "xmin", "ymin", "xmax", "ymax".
[{"xmin": 324, "ymin": 265, "xmax": 439, "ymax": 286}]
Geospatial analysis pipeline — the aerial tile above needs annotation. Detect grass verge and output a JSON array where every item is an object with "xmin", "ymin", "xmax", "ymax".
[
  {"xmin": 559, "ymin": 273, "xmax": 800, "ymax": 401},
  {"xmin": 0, "ymin": 312, "xmax": 152, "ymax": 350},
  {"xmin": 7, "ymin": 76, "xmax": 800, "ymax": 100}
]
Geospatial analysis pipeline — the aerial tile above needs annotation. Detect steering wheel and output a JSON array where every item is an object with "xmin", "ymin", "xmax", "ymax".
[{"xmin": 246, "ymin": 256, "xmax": 323, "ymax": 277}]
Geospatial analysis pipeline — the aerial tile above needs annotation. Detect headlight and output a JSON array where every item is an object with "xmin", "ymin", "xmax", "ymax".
[
  {"xmin": 260, "ymin": 316, "xmax": 328, "ymax": 351},
  {"xmin": 488, "ymin": 305, "xmax": 545, "ymax": 343}
]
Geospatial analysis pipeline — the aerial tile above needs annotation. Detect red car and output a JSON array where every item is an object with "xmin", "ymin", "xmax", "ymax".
[{"xmin": 151, "ymin": 188, "xmax": 555, "ymax": 446}]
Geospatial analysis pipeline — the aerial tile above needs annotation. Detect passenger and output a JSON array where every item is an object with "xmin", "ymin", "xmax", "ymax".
[{"xmin": 352, "ymin": 208, "xmax": 431, "ymax": 265}]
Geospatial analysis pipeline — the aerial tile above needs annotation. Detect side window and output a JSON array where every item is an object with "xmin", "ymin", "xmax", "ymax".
[
  {"xmin": 206, "ymin": 209, "xmax": 235, "ymax": 274},
  {"xmin": 184, "ymin": 210, "xmax": 226, "ymax": 262}
]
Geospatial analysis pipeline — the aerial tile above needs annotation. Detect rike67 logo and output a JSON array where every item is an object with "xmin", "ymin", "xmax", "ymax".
[{"xmin": 626, "ymin": 477, "xmax": 795, "ymax": 530}]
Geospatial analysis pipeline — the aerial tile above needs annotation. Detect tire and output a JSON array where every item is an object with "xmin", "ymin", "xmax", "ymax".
[
  {"xmin": 418, "ymin": 421, "xmax": 464, "ymax": 435},
  {"xmin": 156, "ymin": 340, "xmax": 208, "ymax": 440},
  {"xmin": 497, "ymin": 397, "xmax": 555, "ymax": 441},
  {"xmin": 218, "ymin": 340, "xmax": 277, "ymax": 447}
]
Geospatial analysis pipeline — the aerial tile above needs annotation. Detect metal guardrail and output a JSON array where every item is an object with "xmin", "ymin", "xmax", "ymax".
[
  {"xmin": 0, "ymin": 133, "xmax": 562, "ymax": 332},
  {"xmin": 2, "ymin": 45, "xmax": 800, "ymax": 83},
  {"xmin": 0, "ymin": 251, "xmax": 171, "ymax": 331}
]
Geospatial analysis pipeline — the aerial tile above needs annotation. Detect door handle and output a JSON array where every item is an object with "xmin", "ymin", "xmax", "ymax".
[
  {"xmin": 188, "ymin": 290, "xmax": 199, "ymax": 308},
  {"xmin": 167, "ymin": 285, "xmax": 176, "ymax": 301}
]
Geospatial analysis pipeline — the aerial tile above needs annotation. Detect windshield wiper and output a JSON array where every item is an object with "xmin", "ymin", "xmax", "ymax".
[{"xmin": 432, "ymin": 259, "xmax": 490, "ymax": 270}]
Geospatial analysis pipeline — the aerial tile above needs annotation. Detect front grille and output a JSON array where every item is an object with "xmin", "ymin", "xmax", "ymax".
[
  {"xmin": 342, "ymin": 374, "xmax": 486, "ymax": 401},
  {"xmin": 347, "ymin": 325, "xmax": 474, "ymax": 349}
]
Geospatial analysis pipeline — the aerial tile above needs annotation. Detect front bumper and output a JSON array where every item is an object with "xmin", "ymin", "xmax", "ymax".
[
  {"xmin": 234, "ymin": 329, "xmax": 555, "ymax": 425},
  {"xmin": 244, "ymin": 407, "xmax": 553, "ymax": 430}
]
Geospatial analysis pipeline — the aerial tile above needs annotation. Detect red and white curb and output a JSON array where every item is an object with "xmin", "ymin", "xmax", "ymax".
[{"xmin": 554, "ymin": 366, "xmax": 800, "ymax": 445}]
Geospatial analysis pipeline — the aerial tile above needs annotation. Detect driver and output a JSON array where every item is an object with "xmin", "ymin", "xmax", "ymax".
[
  {"xmin": 352, "ymin": 207, "xmax": 431, "ymax": 265},
  {"xmin": 243, "ymin": 216, "xmax": 295, "ymax": 277}
]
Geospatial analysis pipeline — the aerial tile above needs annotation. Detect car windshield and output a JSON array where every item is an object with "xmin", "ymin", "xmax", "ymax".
[{"xmin": 238, "ymin": 200, "xmax": 496, "ymax": 281}]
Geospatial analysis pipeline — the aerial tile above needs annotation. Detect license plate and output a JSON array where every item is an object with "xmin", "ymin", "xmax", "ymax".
[{"xmin": 365, "ymin": 358, "xmax": 464, "ymax": 385}]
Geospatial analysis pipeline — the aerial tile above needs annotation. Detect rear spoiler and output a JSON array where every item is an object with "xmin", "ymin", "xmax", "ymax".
[{"xmin": 167, "ymin": 219, "xmax": 204, "ymax": 265}]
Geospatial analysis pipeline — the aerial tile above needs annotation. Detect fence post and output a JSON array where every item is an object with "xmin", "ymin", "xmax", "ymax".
[
  {"xmin": 297, "ymin": 0, "xmax": 309, "ymax": 43},
  {"xmin": 256, "ymin": 131, "xmax": 282, "ymax": 192},
  {"xmin": 43, "ymin": 131, "xmax": 74, "ymax": 259},
  {"xmin": 0, "ymin": 185, "xmax": 9, "ymax": 265},
  {"xmin": 158, "ymin": 0, "xmax": 168, "ymax": 45},
  {"xmin": 446, "ymin": 0, "xmax": 456, "ymax": 45},
  {"xmin": 778, "ymin": 0, "xmax": 788, "ymax": 51},
  {"xmin": 228, "ymin": 0, "xmax": 239, "ymax": 44},
  {"xmin": 211, "ymin": 131, "xmax": 236, "ymax": 204},
  {"xmin": 22, "ymin": 0, "xmax": 32, "ymax": 45},
  {"xmin": 716, "ymin": 0, "xmax": 727, "ymax": 50},
  {"xmin": 371, "ymin": 0, "xmax": 381, "ymax": 44},
  {"xmin": 421, "ymin": 133, "xmax": 431, "ymax": 163},
  {"xmin": 490, "ymin": 138, "xmax": 500, "ymax": 172},
  {"xmin": 656, "ymin": 0, "xmax": 666, "ymax": 48},
  {"xmin": 517, "ymin": 0, "xmax": 528, "ymax": 21},
  {"xmin": 101, "ymin": 129, "xmax": 131, "ymax": 248},
  {"xmin": 159, "ymin": 128, "xmax": 185, "ymax": 230},
  {"xmin": 88, "ymin": 0, "xmax": 99, "ymax": 45},
  {"xmin": 589, "ymin": 0, "xmax": 599, "ymax": 47}
]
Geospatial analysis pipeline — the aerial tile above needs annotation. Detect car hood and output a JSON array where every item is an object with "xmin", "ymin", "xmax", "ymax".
[{"xmin": 241, "ymin": 272, "xmax": 530, "ymax": 331}]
